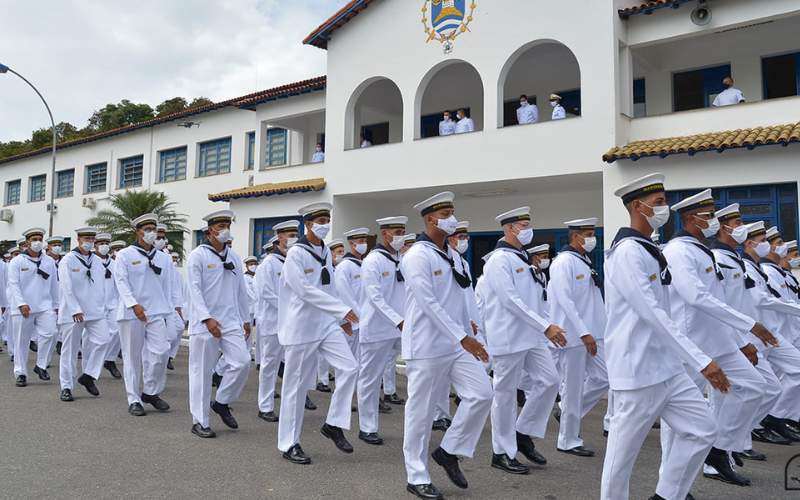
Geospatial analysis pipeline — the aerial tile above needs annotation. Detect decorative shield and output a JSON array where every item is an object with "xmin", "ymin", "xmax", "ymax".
[{"xmin": 422, "ymin": 0, "xmax": 476, "ymax": 53}]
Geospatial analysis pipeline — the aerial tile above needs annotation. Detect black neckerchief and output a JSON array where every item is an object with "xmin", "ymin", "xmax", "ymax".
[
  {"xmin": 71, "ymin": 248, "xmax": 94, "ymax": 283},
  {"xmin": 245, "ymin": 271, "xmax": 255, "ymax": 277},
  {"xmin": 559, "ymin": 245, "xmax": 602, "ymax": 287},
  {"xmin": 672, "ymin": 230, "xmax": 723, "ymax": 281},
  {"xmin": 742, "ymin": 253, "xmax": 782, "ymax": 298},
  {"xmin": 294, "ymin": 236, "xmax": 330, "ymax": 285},
  {"xmin": 611, "ymin": 228, "xmax": 672, "ymax": 285},
  {"xmin": 372, "ymin": 244, "xmax": 403, "ymax": 282},
  {"xmin": 709, "ymin": 240, "xmax": 755, "ymax": 289},
  {"xmin": 760, "ymin": 258, "xmax": 787, "ymax": 278},
  {"xmin": 200, "ymin": 239, "xmax": 235, "ymax": 274},
  {"xmin": 22, "ymin": 249, "xmax": 50, "ymax": 280},
  {"xmin": 416, "ymin": 233, "xmax": 470, "ymax": 289},
  {"xmin": 269, "ymin": 247, "xmax": 286, "ymax": 263},
  {"xmin": 99, "ymin": 256, "xmax": 113, "ymax": 279},
  {"xmin": 342, "ymin": 252, "xmax": 362, "ymax": 268},
  {"xmin": 132, "ymin": 242, "xmax": 162, "ymax": 276},
  {"xmin": 785, "ymin": 271, "xmax": 800, "ymax": 299}
]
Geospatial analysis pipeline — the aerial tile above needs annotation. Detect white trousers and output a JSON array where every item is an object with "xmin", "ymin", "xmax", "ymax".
[
  {"xmin": 317, "ymin": 352, "xmax": 332, "ymax": 385},
  {"xmin": 103, "ymin": 310, "xmax": 121, "ymax": 362},
  {"xmin": 358, "ymin": 338, "xmax": 400, "ymax": 433},
  {"xmin": 556, "ymin": 342, "xmax": 610, "ymax": 450},
  {"xmin": 59, "ymin": 319, "xmax": 110, "ymax": 390},
  {"xmin": 253, "ymin": 320, "xmax": 261, "ymax": 367},
  {"xmin": 278, "ymin": 330, "xmax": 358, "ymax": 452},
  {"xmin": 730, "ymin": 352, "xmax": 781, "ymax": 453},
  {"xmin": 258, "ymin": 333, "xmax": 284, "ymax": 412},
  {"xmin": 492, "ymin": 344, "xmax": 560, "ymax": 457},
  {"xmin": 118, "ymin": 317, "xmax": 169, "ymax": 405},
  {"xmin": 12, "ymin": 311, "xmax": 57, "ymax": 378},
  {"xmin": 403, "ymin": 349, "xmax": 493, "ymax": 485},
  {"xmin": 5, "ymin": 310, "xmax": 15, "ymax": 357},
  {"xmin": 382, "ymin": 336, "xmax": 401, "ymax": 395},
  {"xmin": 189, "ymin": 328, "xmax": 251, "ymax": 427},
  {"xmin": 764, "ymin": 342, "xmax": 800, "ymax": 420},
  {"xmin": 601, "ymin": 373, "xmax": 717, "ymax": 500},
  {"xmin": 166, "ymin": 311, "xmax": 184, "ymax": 360}
]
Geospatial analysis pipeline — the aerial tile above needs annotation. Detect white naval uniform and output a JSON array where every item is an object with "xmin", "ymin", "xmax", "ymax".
[
  {"xmin": 101, "ymin": 256, "xmax": 122, "ymax": 363},
  {"xmin": 0, "ymin": 262, "xmax": 8, "ymax": 354},
  {"xmin": 49, "ymin": 255, "xmax": 62, "ymax": 345},
  {"xmin": 712, "ymin": 87, "xmax": 745, "ymax": 107},
  {"xmin": 7, "ymin": 251, "xmax": 59, "ymax": 378},
  {"xmin": 311, "ymin": 151, "xmax": 325, "ymax": 163},
  {"xmin": 551, "ymin": 103, "xmax": 566, "ymax": 120},
  {"xmin": 115, "ymin": 244, "xmax": 174, "ymax": 405},
  {"xmin": 57, "ymin": 250, "xmax": 111, "ymax": 390},
  {"xmin": 454, "ymin": 117, "xmax": 474, "ymax": 134},
  {"xmin": 166, "ymin": 263, "xmax": 186, "ymax": 361},
  {"xmin": 549, "ymin": 247, "xmax": 610, "ymax": 450},
  {"xmin": 187, "ymin": 243, "xmax": 252, "ymax": 428},
  {"xmin": 277, "ymin": 238, "xmax": 358, "ymax": 452},
  {"xmin": 358, "ymin": 246, "xmax": 404, "ymax": 434},
  {"xmin": 662, "ymin": 234, "xmax": 765, "ymax": 456},
  {"xmin": 438, "ymin": 118, "xmax": 455, "ymax": 136},
  {"xmin": 482, "ymin": 243, "xmax": 559, "ymax": 459},
  {"xmin": 402, "ymin": 235, "xmax": 493, "ymax": 486},
  {"xmin": 601, "ymin": 230, "xmax": 716, "ymax": 500},
  {"xmin": 516, "ymin": 102, "xmax": 539, "ymax": 124},
  {"xmin": 336, "ymin": 254, "xmax": 365, "ymax": 363},
  {"xmin": 256, "ymin": 249, "xmax": 286, "ymax": 413}
]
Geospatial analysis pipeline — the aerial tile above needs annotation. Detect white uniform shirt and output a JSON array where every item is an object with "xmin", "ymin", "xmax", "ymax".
[
  {"xmin": 604, "ymin": 230, "xmax": 711, "ymax": 390},
  {"xmin": 552, "ymin": 104, "xmax": 566, "ymax": 120},
  {"xmin": 459, "ymin": 256, "xmax": 483, "ymax": 332},
  {"xmin": 711, "ymin": 241, "xmax": 761, "ymax": 346},
  {"xmin": 243, "ymin": 271, "xmax": 257, "ymax": 318},
  {"xmin": 99, "ymin": 256, "xmax": 119, "ymax": 313},
  {"xmin": 742, "ymin": 255, "xmax": 799, "ymax": 343},
  {"xmin": 481, "ymin": 244, "xmax": 551, "ymax": 356},
  {"xmin": 361, "ymin": 140, "xmax": 372, "ymax": 148},
  {"xmin": 712, "ymin": 88, "xmax": 745, "ymax": 107},
  {"xmin": 0, "ymin": 261, "xmax": 8, "ymax": 309},
  {"xmin": 57, "ymin": 250, "xmax": 106, "ymax": 324},
  {"xmin": 170, "ymin": 263, "xmax": 185, "ymax": 312},
  {"xmin": 114, "ymin": 244, "xmax": 174, "ymax": 321},
  {"xmin": 759, "ymin": 258, "xmax": 800, "ymax": 343},
  {"xmin": 277, "ymin": 238, "xmax": 351, "ymax": 346},
  {"xmin": 334, "ymin": 254, "xmax": 365, "ymax": 331},
  {"xmin": 312, "ymin": 151, "xmax": 325, "ymax": 163},
  {"xmin": 186, "ymin": 244, "xmax": 250, "ymax": 335},
  {"xmin": 455, "ymin": 117, "xmax": 474, "ymax": 134},
  {"xmin": 360, "ymin": 246, "xmax": 405, "ymax": 343},
  {"xmin": 255, "ymin": 250, "xmax": 286, "ymax": 336},
  {"xmin": 548, "ymin": 248, "xmax": 607, "ymax": 347},
  {"xmin": 439, "ymin": 118, "xmax": 456, "ymax": 136},
  {"xmin": 663, "ymin": 234, "xmax": 754, "ymax": 359},
  {"xmin": 516, "ymin": 102, "xmax": 539, "ymax": 124},
  {"xmin": 7, "ymin": 251, "xmax": 59, "ymax": 316}
]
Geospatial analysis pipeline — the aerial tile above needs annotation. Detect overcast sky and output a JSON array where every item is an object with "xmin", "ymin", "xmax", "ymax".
[{"xmin": 0, "ymin": 0, "xmax": 342, "ymax": 142}]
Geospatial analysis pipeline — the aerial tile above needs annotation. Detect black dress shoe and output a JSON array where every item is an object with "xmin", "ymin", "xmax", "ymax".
[
  {"xmin": 258, "ymin": 411, "xmax": 279, "ymax": 422},
  {"xmin": 15, "ymin": 375, "xmax": 27, "ymax": 387},
  {"xmin": 352, "ymin": 404, "xmax": 358, "ymax": 412},
  {"xmin": 78, "ymin": 373, "xmax": 100, "ymax": 396},
  {"xmin": 685, "ymin": 493, "xmax": 695, "ymax": 500},
  {"xmin": 128, "ymin": 402, "xmax": 146, "ymax": 416},
  {"xmin": 256, "ymin": 364, "xmax": 260, "ymax": 371},
  {"xmin": 282, "ymin": 443, "xmax": 310, "ymax": 464},
  {"xmin": 379, "ymin": 399, "xmax": 393, "ymax": 414},
  {"xmin": 321, "ymin": 423, "xmax": 353, "ymax": 453},
  {"xmin": 454, "ymin": 395, "xmax": 462, "ymax": 406},
  {"xmin": 449, "ymin": 392, "xmax": 456, "ymax": 398},
  {"xmin": 752, "ymin": 427, "xmax": 791, "ymax": 445},
  {"xmin": 432, "ymin": 446, "xmax": 468, "ymax": 488},
  {"xmin": 274, "ymin": 392, "xmax": 280, "ymax": 399},
  {"xmin": 358, "ymin": 431, "xmax": 384, "ymax": 445},
  {"xmin": 491, "ymin": 453, "xmax": 530, "ymax": 474},
  {"xmin": 557, "ymin": 446, "xmax": 595, "ymax": 457},
  {"xmin": 30, "ymin": 341, "xmax": 38, "ymax": 352},
  {"xmin": 60, "ymin": 389, "xmax": 73, "ymax": 401},
  {"xmin": 316, "ymin": 382, "xmax": 331, "ymax": 393},
  {"xmin": 104, "ymin": 361, "xmax": 122, "ymax": 379},
  {"xmin": 736, "ymin": 449, "xmax": 766, "ymax": 461},
  {"xmin": 278, "ymin": 361, "xmax": 284, "ymax": 378},
  {"xmin": 211, "ymin": 372, "xmax": 222, "ymax": 388},
  {"xmin": 652, "ymin": 419, "xmax": 661, "ymax": 429},
  {"xmin": 517, "ymin": 432, "xmax": 547, "ymax": 464},
  {"xmin": 141, "ymin": 393, "xmax": 170, "ymax": 411},
  {"xmin": 704, "ymin": 447, "xmax": 750, "ymax": 486},
  {"xmin": 191, "ymin": 423, "xmax": 216, "ymax": 438},
  {"xmin": 432, "ymin": 418, "xmax": 451, "ymax": 432},
  {"xmin": 33, "ymin": 365, "xmax": 50, "ymax": 381},
  {"xmin": 166, "ymin": 358, "xmax": 174, "ymax": 370},
  {"xmin": 762, "ymin": 415, "xmax": 800, "ymax": 442},
  {"xmin": 647, "ymin": 495, "xmax": 666, "ymax": 500},
  {"xmin": 55, "ymin": 341, "xmax": 62, "ymax": 355},
  {"xmin": 211, "ymin": 401, "xmax": 238, "ymax": 429},
  {"xmin": 9, "ymin": 355, "xmax": 14, "ymax": 362},
  {"xmin": 305, "ymin": 396, "xmax": 317, "ymax": 411},
  {"xmin": 517, "ymin": 389, "xmax": 527, "ymax": 408},
  {"xmin": 384, "ymin": 393, "xmax": 405, "ymax": 405},
  {"xmin": 553, "ymin": 408, "xmax": 561, "ymax": 423},
  {"xmin": 731, "ymin": 451, "xmax": 743, "ymax": 467},
  {"xmin": 406, "ymin": 483, "xmax": 443, "ymax": 500}
]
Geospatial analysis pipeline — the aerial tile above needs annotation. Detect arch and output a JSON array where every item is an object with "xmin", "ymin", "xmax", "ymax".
[
  {"xmin": 344, "ymin": 76, "xmax": 404, "ymax": 150},
  {"xmin": 497, "ymin": 39, "xmax": 582, "ymax": 128},
  {"xmin": 414, "ymin": 59, "xmax": 485, "ymax": 139}
]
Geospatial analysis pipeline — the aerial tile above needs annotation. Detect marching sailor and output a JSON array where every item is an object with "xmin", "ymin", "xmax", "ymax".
[
  {"xmin": 102, "ymin": 240, "xmax": 125, "ymax": 378},
  {"xmin": 167, "ymin": 251, "xmax": 187, "ymax": 370},
  {"xmin": 337, "ymin": 228, "xmax": 369, "ymax": 371},
  {"xmin": 243, "ymin": 255, "xmax": 259, "ymax": 362},
  {"xmin": 401, "ymin": 234, "xmax": 416, "ymax": 255},
  {"xmin": 317, "ymin": 238, "xmax": 347, "ymax": 391}
]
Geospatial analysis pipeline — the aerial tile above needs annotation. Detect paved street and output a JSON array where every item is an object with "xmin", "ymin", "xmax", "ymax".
[{"xmin": 0, "ymin": 346, "xmax": 796, "ymax": 499}]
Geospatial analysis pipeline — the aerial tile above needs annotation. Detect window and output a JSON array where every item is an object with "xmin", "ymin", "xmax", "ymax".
[
  {"xmin": 30, "ymin": 175, "xmax": 46, "ymax": 202},
  {"xmin": 556, "ymin": 89, "xmax": 581, "ymax": 116},
  {"xmin": 199, "ymin": 138, "xmax": 231, "ymax": 176},
  {"xmin": 56, "ymin": 169, "xmax": 75, "ymax": 198},
  {"xmin": 119, "ymin": 156, "xmax": 144, "ymax": 188},
  {"xmin": 360, "ymin": 123, "xmax": 389, "ymax": 145},
  {"xmin": 763, "ymin": 52, "xmax": 800, "ymax": 100},
  {"xmin": 5, "ymin": 180, "xmax": 21, "ymax": 205},
  {"xmin": 159, "ymin": 147, "xmax": 187, "ymax": 182},
  {"xmin": 633, "ymin": 78, "xmax": 646, "ymax": 118},
  {"xmin": 62, "ymin": 237, "xmax": 71, "ymax": 252},
  {"xmin": 265, "ymin": 128, "xmax": 287, "ymax": 167},
  {"xmin": 673, "ymin": 64, "xmax": 730, "ymax": 112},
  {"xmin": 195, "ymin": 230, "xmax": 205, "ymax": 248},
  {"xmin": 86, "ymin": 163, "xmax": 107, "ymax": 193},
  {"xmin": 247, "ymin": 132, "xmax": 255, "ymax": 170}
]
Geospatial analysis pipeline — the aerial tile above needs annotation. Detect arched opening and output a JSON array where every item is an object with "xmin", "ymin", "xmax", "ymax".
[
  {"xmin": 345, "ymin": 77, "xmax": 403, "ymax": 150},
  {"xmin": 415, "ymin": 60, "xmax": 484, "ymax": 139},
  {"xmin": 498, "ymin": 40, "xmax": 581, "ymax": 128}
]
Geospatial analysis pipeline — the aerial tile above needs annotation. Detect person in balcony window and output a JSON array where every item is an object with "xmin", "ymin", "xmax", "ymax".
[
  {"xmin": 516, "ymin": 95, "xmax": 539, "ymax": 125},
  {"xmin": 712, "ymin": 77, "xmax": 745, "ymax": 107},
  {"xmin": 312, "ymin": 143, "xmax": 325, "ymax": 163},
  {"xmin": 550, "ymin": 94, "xmax": 566, "ymax": 120},
  {"xmin": 360, "ymin": 134, "xmax": 372, "ymax": 148},
  {"xmin": 439, "ymin": 110, "xmax": 456, "ymax": 136},
  {"xmin": 455, "ymin": 108, "xmax": 474, "ymax": 134}
]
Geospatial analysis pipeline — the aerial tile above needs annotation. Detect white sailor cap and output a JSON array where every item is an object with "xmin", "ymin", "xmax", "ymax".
[
  {"xmin": 45, "ymin": 236, "xmax": 64, "ymax": 245},
  {"xmin": 22, "ymin": 228, "xmax": 46, "ymax": 239},
  {"xmin": 670, "ymin": 189, "xmax": 714, "ymax": 214},
  {"xmin": 10, "ymin": 247, "xmax": 20, "ymax": 254},
  {"xmin": 526, "ymin": 243, "xmax": 550, "ymax": 255},
  {"xmin": 95, "ymin": 233, "xmax": 112, "ymax": 243},
  {"xmin": 785, "ymin": 240, "xmax": 798, "ymax": 252},
  {"xmin": 495, "ymin": 207, "xmax": 530, "ymax": 226},
  {"xmin": 167, "ymin": 244, "xmax": 173, "ymax": 251},
  {"xmin": 268, "ymin": 235, "xmax": 280, "ymax": 245},
  {"xmin": 613, "ymin": 173, "xmax": 666, "ymax": 205},
  {"xmin": 274, "ymin": 220, "xmax": 301, "ymax": 234},
  {"xmin": 132, "ymin": 213, "xmax": 158, "ymax": 229},
  {"xmin": 413, "ymin": 191, "xmax": 455, "ymax": 216},
  {"xmin": 171, "ymin": 252, "xmax": 179, "ymax": 259},
  {"xmin": 766, "ymin": 226, "xmax": 782, "ymax": 242},
  {"xmin": 549, "ymin": 94, "xmax": 562, "ymax": 101},
  {"xmin": 203, "ymin": 210, "xmax": 233, "ymax": 226},
  {"xmin": 651, "ymin": 231, "xmax": 660, "ymax": 243},
  {"xmin": 327, "ymin": 239, "xmax": 344, "ymax": 250},
  {"xmin": 244, "ymin": 256, "xmax": 258, "ymax": 264},
  {"xmin": 110, "ymin": 240, "xmax": 126, "ymax": 249},
  {"xmin": 453, "ymin": 221, "xmax": 470, "ymax": 235},
  {"xmin": 16, "ymin": 237, "xmax": 25, "ymax": 245},
  {"xmin": 298, "ymin": 202, "xmax": 332, "ymax": 222},
  {"xmin": 344, "ymin": 228, "xmax": 370, "ymax": 240},
  {"xmin": 716, "ymin": 203, "xmax": 741, "ymax": 223},
  {"xmin": 404, "ymin": 233, "xmax": 417, "ymax": 243},
  {"xmin": 745, "ymin": 221, "xmax": 766, "ymax": 239},
  {"xmin": 563, "ymin": 218, "xmax": 597, "ymax": 230},
  {"xmin": 75, "ymin": 227, "xmax": 99, "ymax": 237},
  {"xmin": 3, "ymin": 253, "xmax": 9, "ymax": 258},
  {"xmin": 376, "ymin": 216, "xmax": 408, "ymax": 230},
  {"xmin": 156, "ymin": 224, "xmax": 168, "ymax": 233}
]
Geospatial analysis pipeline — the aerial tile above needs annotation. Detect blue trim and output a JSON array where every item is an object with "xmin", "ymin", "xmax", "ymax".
[
  {"xmin": 159, "ymin": 147, "xmax": 187, "ymax": 182},
  {"xmin": 619, "ymin": 0, "xmax": 696, "ymax": 19},
  {"xmin": 604, "ymin": 138, "xmax": 799, "ymax": 163},
  {"xmin": 266, "ymin": 128, "xmax": 287, "ymax": 167},
  {"xmin": 29, "ymin": 174, "xmax": 46, "ymax": 202},
  {"xmin": 237, "ymin": 84, "xmax": 326, "ymax": 110},
  {"xmin": 56, "ymin": 169, "xmax": 75, "ymax": 198},
  {"xmin": 304, "ymin": 0, "xmax": 367, "ymax": 49},
  {"xmin": 86, "ymin": 163, "xmax": 107, "ymax": 193},
  {"xmin": 6, "ymin": 179, "xmax": 21, "ymax": 205},
  {"xmin": 119, "ymin": 156, "xmax": 144, "ymax": 188},
  {"xmin": 199, "ymin": 138, "xmax": 232, "ymax": 177},
  {"xmin": 247, "ymin": 132, "xmax": 255, "ymax": 170}
]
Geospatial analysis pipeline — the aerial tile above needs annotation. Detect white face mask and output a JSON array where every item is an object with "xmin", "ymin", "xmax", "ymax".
[
  {"xmin": 550, "ymin": 101, "xmax": 558, "ymax": 108},
  {"xmin": 247, "ymin": 265, "xmax": 257, "ymax": 273},
  {"xmin": 316, "ymin": 147, "xmax": 322, "ymax": 152},
  {"xmin": 333, "ymin": 254, "xmax": 343, "ymax": 264},
  {"xmin": 285, "ymin": 237, "xmax": 298, "ymax": 248},
  {"xmin": 581, "ymin": 236, "xmax": 597, "ymax": 253},
  {"xmin": 443, "ymin": 115, "xmax": 451, "ymax": 121},
  {"xmin": 455, "ymin": 239, "xmax": 469, "ymax": 254},
  {"xmin": 753, "ymin": 241, "xmax": 771, "ymax": 258},
  {"xmin": 539, "ymin": 258, "xmax": 551, "ymax": 269},
  {"xmin": 515, "ymin": 227, "xmax": 534, "ymax": 246},
  {"xmin": 97, "ymin": 245, "xmax": 110, "ymax": 256},
  {"xmin": 789, "ymin": 257, "xmax": 800, "ymax": 269},
  {"xmin": 142, "ymin": 230, "xmax": 157, "ymax": 245},
  {"xmin": 389, "ymin": 235, "xmax": 405, "ymax": 252},
  {"xmin": 695, "ymin": 216, "xmax": 720, "ymax": 238},
  {"xmin": 725, "ymin": 225, "xmax": 748, "ymax": 245},
  {"xmin": 213, "ymin": 228, "xmax": 231, "ymax": 243},
  {"xmin": 154, "ymin": 239, "xmax": 166, "ymax": 250},
  {"xmin": 311, "ymin": 223, "xmax": 330, "ymax": 240},
  {"xmin": 50, "ymin": 246, "xmax": 61, "ymax": 256},
  {"xmin": 640, "ymin": 202, "xmax": 670, "ymax": 230},
  {"xmin": 520, "ymin": 101, "xmax": 527, "ymax": 107},
  {"xmin": 354, "ymin": 243, "xmax": 368, "ymax": 255},
  {"xmin": 80, "ymin": 241, "xmax": 94, "ymax": 253},
  {"xmin": 173, "ymin": 261, "xmax": 178, "ymax": 267},
  {"xmin": 29, "ymin": 241, "xmax": 44, "ymax": 253},
  {"xmin": 435, "ymin": 215, "xmax": 458, "ymax": 235},
  {"xmin": 776, "ymin": 243, "xmax": 790, "ymax": 259}
]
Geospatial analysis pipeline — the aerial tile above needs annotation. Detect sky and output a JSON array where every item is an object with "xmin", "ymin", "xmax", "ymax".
[{"xmin": 0, "ymin": 0, "xmax": 343, "ymax": 142}]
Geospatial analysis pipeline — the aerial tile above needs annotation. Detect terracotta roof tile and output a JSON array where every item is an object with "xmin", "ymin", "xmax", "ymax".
[
  {"xmin": 208, "ymin": 178, "xmax": 326, "ymax": 202},
  {"xmin": 303, "ymin": 0, "xmax": 378, "ymax": 49},
  {"xmin": 602, "ymin": 122, "xmax": 800, "ymax": 162},
  {"xmin": 618, "ymin": 0, "xmax": 696, "ymax": 19}
]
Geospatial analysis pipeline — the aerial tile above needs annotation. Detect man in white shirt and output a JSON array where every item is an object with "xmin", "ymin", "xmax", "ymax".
[
  {"xmin": 102, "ymin": 240, "xmax": 125, "ymax": 378},
  {"xmin": 45, "ymin": 236, "xmax": 64, "ymax": 355},
  {"xmin": 243, "ymin": 255, "xmax": 258, "ymax": 359},
  {"xmin": 312, "ymin": 143, "xmax": 325, "ymax": 163},
  {"xmin": 550, "ymin": 94, "xmax": 566, "ymax": 120},
  {"xmin": 401, "ymin": 234, "xmax": 416, "ymax": 255},
  {"xmin": 152, "ymin": 224, "xmax": 184, "ymax": 372},
  {"xmin": 454, "ymin": 109, "xmax": 474, "ymax": 134},
  {"xmin": 712, "ymin": 77, "xmax": 745, "ymax": 107},
  {"xmin": 336, "ymin": 228, "xmax": 370, "ymax": 396},
  {"xmin": 438, "ymin": 111, "xmax": 456, "ymax": 136},
  {"xmin": 516, "ymin": 95, "xmax": 539, "ymax": 125},
  {"xmin": 317, "ymin": 238, "xmax": 347, "ymax": 391},
  {"xmin": 360, "ymin": 134, "xmax": 372, "ymax": 148}
]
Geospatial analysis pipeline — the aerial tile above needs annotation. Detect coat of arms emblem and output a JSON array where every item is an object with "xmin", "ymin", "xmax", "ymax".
[{"xmin": 421, "ymin": 1, "xmax": 476, "ymax": 54}]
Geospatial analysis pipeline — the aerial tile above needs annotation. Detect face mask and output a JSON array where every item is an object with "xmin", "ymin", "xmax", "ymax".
[
  {"xmin": 311, "ymin": 223, "xmax": 330, "ymax": 240},
  {"xmin": 725, "ymin": 225, "xmax": 748, "ymax": 245},
  {"xmin": 142, "ymin": 230, "xmax": 157, "ymax": 245},
  {"xmin": 550, "ymin": 101, "xmax": 557, "ymax": 108},
  {"xmin": 50, "ymin": 246, "xmax": 61, "ymax": 256},
  {"xmin": 97, "ymin": 245, "xmax": 110, "ymax": 256},
  {"xmin": 776, "ymin": 243, "xmax": 790, "ymax": 259},
  {"xmin": 695, "ymin": 216, "xmax": 719, "ymax": 238},
  {"xmin": 390, "ymin": 235, "xmax": 405, "ymax": 252},
  {"xmin": 173, "ymin": 261, "xmax": 178, "ymax": 267},
  {"xmin": 515, "ymin": 227, "xmax": 534, "ymax": 246},
  {"xmin": 435, "ymin": 215, "xmax": 458, "ymax": 235},
  {"xmin": 154, "ymin": 239, "xmax": 166, "ymax": 250},
  {"xmin": 316, "ymin": 147, "xmax": 322, "ymax": 152},
  {"xmin": 29, "ymin": 241, "xmax": 44, "ymax": 253},
  {"xmin": 79, "ymin": 241, "xmax": 94, "ymax": 252},
  {"xmin": 581, "ymin": 236, "xmax": 597, "ymax": 253},
  {"xmin": 724, "ymin": 83, "xmax": 731, "ymax": 89},
  {"xmin": 539, "ymin": 258, "xmax": 551, "ymax": 269},
  {"xmin": 520, "ymin": 101, "xmax": 527, "ymax": 107},
  {"xmin": 211, "ymin": 228, "xmax": 230, "ymax": 243},
  {"xmin": 285, "ymin": 237, "xmax": 298, "ymax": 248},
  {"xmin": 247, "ymin": 265, "xmax": 257, "ymax": 273},
  {"xmin": 640, "ymin": 202, "xmax": 670, "ymax": 230},
  {"xmin": 354, "ymin": 243, "xmax": 368, "ymax": 255},
  {"xmin": 333, "ymin": 254, "xmax": 343, "ymax": 264},
  {"xmin": 789, "ymin": 257, "xmax": 800, "ymax": 269},
  {"xmin": 455, "ymin": 240, "xmax": 469, "ymax": 254},
  {"xmin": 444, "ymin": 115, "xmax": 450, "ymax": 121},
  {"xmin": 753, "ymin": 241, "xmax": 771, "ymax": 258}
]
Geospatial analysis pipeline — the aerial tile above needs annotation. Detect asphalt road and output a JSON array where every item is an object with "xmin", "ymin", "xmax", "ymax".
[{"xmin": 0, "ymin": 346, "xmax": 797, "ymax": 499}]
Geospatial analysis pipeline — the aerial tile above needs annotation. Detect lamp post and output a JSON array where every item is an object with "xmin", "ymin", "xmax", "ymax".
[{"xmin": 0, "ymin": 62, "xmax": 57, "ymax": 236}]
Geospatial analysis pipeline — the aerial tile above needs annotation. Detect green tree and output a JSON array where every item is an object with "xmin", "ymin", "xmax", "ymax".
[
  {"xmin": 156, "ymin": 97, "xmax": 189, "ymax": 117},
  {"xmin": 188, "ymin": 96, "xmax": 214, "ymax": 109},
  {"xmin": 85, "ymin": 190, "xmax": 189, "ymax": 258},
  {"xmin": 87, "ymin": 99, "xmax": 155, "ymax": 133}
]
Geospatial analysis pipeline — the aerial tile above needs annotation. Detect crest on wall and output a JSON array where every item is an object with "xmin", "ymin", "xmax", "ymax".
[{"xmin": 421, "ymin": 1, "xmax": 476, "ymax": 54}]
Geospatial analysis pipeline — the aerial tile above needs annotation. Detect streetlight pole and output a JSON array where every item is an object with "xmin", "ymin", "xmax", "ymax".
[{"xmin": 0, "ymin": 62, "xmax": 57, "ymax": 237}]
